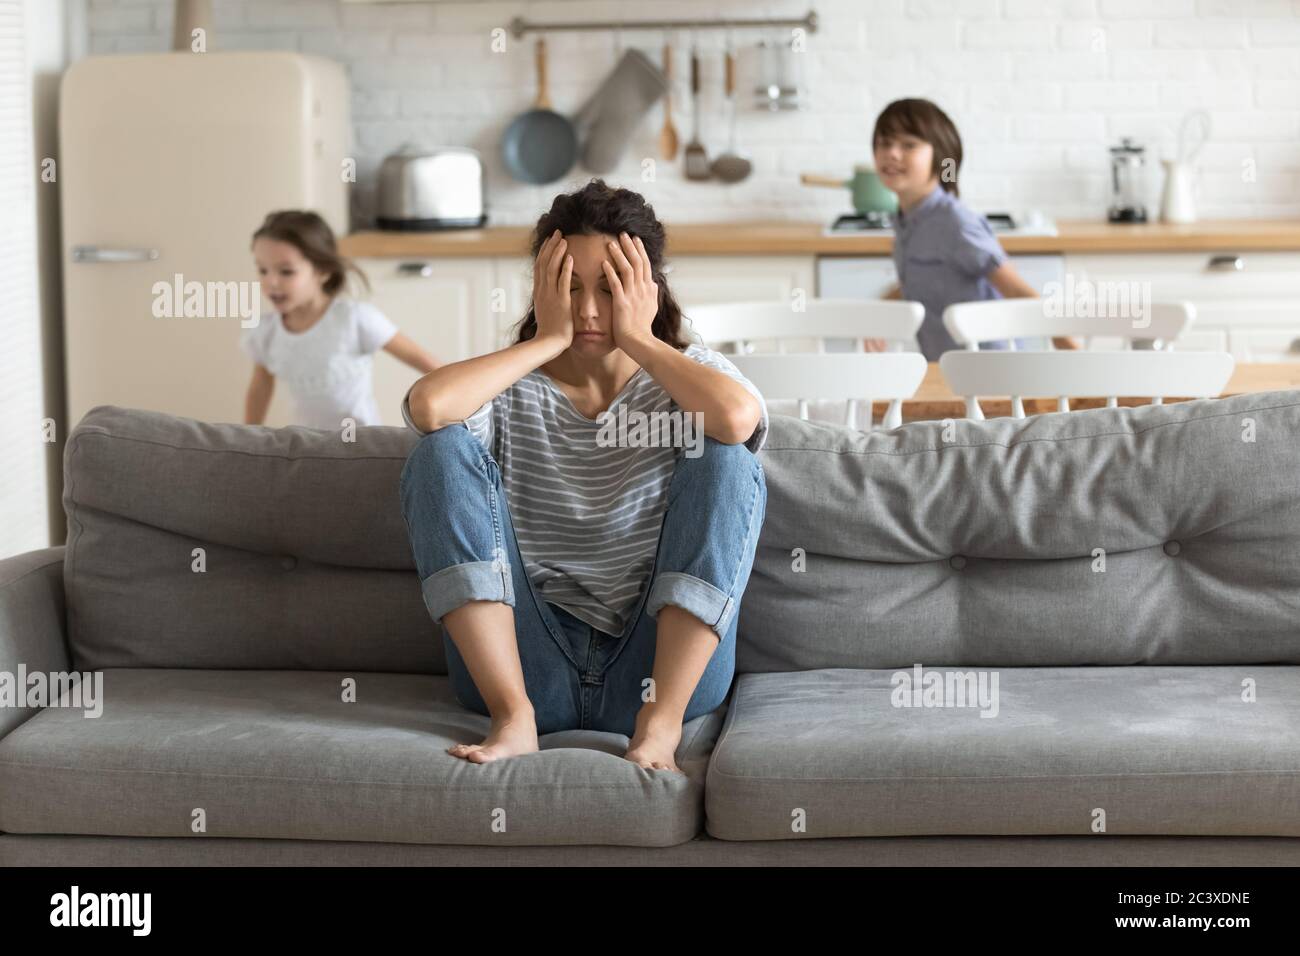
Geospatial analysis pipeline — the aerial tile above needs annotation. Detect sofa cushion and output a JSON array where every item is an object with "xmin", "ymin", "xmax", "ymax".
[
  {"xmin": 64, "ymin": 391, "xmax": 1300, "ymax": 677},
  {"xmin": 0, "ymin": 669, "xmax": 722, "ymax": 847},
  {"xmin": 740, "ymin": 390, "xmax": 1300, "ymax": 671},
  {"xmin": 63, "ymin": 406, "xmax": 438, "ymax": 672},
  {"xmin": 705, "ymin": 666, "xmax": 1300, "ymax": 840}
]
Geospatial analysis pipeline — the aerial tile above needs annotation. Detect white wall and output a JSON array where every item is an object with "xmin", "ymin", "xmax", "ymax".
[
  {"xmin": 75, "ymin": 0, "xmax": 1300, "ymax": 227},
  {"xmin": 0, "ymin": 0, "xmax": 69, "ymax": 558}
]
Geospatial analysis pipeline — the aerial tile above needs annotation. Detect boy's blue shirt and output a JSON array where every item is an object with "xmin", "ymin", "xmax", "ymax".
[{"xmin": 893, "ymin": 182, "xmax": 1022, "ymax": 359}]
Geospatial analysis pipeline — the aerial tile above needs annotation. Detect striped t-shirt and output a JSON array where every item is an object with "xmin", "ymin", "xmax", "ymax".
[{"xmin": 401, "ymin": 343, "xmax": 768, "ymax": 636}]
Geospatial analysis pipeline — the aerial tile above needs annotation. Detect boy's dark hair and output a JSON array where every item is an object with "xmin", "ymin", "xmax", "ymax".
[
  {"xmin": 251, "ymin": 210, "xmax": 370, "ymax": 295},
  {"xmin": 872, "ymin": 98, "xmax": 964, "ymax": 197},
  {"xmin": 514, "ymin": 179, "xmax": 690, "ymax": 350}
]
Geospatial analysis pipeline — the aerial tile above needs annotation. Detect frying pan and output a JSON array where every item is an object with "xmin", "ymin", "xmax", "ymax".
[{"xmin": 501, "ymin": 38, "xmax": 578, "ymax": 184}]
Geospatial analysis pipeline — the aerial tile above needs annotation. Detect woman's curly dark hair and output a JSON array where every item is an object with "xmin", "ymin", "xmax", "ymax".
[{"xmin": 512, "ymin": 179, "xmax": 691, "ymax": 350}]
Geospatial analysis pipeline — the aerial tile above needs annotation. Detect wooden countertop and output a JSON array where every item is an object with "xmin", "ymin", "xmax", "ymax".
[
  {"xmin": 340, "ymin": 218, "xmax": 1300, "ymax": 259},
  {"xmin": 898, "ymin": 361, "xmax": 1300, "ymax": 421}
]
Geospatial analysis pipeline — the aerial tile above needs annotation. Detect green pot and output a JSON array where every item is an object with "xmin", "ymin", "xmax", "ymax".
[{"xmin": 800, "ymin": 165, "xmax": 898, "ymax": 214}]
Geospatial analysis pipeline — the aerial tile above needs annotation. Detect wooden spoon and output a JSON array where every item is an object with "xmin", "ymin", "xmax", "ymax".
[{"xmin": 658, "ymin": 43, "xmax": 679, "ymax": 160}]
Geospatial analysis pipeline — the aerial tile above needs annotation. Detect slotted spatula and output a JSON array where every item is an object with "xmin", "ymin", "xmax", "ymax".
[{"xmin": 684, "ymin": 44, "xmax": 711, "ymax": 180}]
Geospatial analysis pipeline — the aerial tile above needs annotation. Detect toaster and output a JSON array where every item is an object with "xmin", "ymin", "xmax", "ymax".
[{"xmin": 376, "ymin": 144, "xmax": 487, "ymax": 230}]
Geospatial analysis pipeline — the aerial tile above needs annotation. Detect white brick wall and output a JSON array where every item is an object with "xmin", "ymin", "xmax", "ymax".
[{"xmin": 83, "ymin": 0, "xmax": 1300, "ymax": 226}]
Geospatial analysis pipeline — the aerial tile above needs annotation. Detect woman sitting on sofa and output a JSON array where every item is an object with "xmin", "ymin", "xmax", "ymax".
[{"xmin": 398, "ymin": 179, "xmax": 768, "ymax": 774}]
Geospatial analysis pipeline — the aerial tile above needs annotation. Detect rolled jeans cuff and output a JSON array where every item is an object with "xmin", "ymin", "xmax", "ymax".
[
  {"xmin": 645, "ymin": 571, "xmax": 737, "ymax": 639},
  {"xmin": 420, "ymin": 559, "xmax": 514, "ymax": 624}
]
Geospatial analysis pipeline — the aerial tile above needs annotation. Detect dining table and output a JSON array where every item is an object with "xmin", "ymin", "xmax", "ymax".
[{"xmin": 895, "ymin": 361, "xmax": 1300, "ymax": 422}]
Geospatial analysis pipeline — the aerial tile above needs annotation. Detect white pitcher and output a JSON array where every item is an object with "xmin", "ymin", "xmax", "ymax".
[
  {"xmin": 1159, "ymin": 159, "xmax": 1198, "ymax": 224},
  {"xmin": 1160, "ymin": 110, "xmax": 1210, "ymax": 224}
]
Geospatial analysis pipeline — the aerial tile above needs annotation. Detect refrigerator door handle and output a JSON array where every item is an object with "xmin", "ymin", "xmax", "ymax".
[{"xmin": 71, "ymin": 245, "xmax": 161, "ymax": 263}]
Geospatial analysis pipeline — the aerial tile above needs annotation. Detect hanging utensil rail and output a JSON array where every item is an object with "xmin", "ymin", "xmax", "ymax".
[{"xmin": 508, "ymin": 11, "xmax": 818, "ymax": 38}]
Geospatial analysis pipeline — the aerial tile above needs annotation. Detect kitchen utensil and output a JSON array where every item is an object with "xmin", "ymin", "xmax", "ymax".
[
  {"xmin": 1160, "ymin": 110, "xmax": 1210, "ymax": 224},
  {"xmin": 658, "ymin": 43, "xmax": 679, "ymax": 161},
  {"xmin": 711, "ymin": 44, "xmax": 751, "ymax": 183},
  {"xmin": 684, "ymin": 43, "xmax": 711, "ymax": 181},
  {"xmin": 1107, "ymin": 136, "xmax": 1149, "ymax": 223},
  {"xmin": 172, "ymin": 0, "xmax": 213, "ymax": 51},
  {"xmin": 755, "ymin": 36, "xmax": 803, "ymax": 110},
  {"xmin": 577, "ymin": 29, "xmax": 621, "ymax": 143},
  {"xmin": 573, "ymin": 48, "xmax": 668, "ymax": 174},
  {"xmin": 376, "ymin": 144, "xmax": 487, "ymax": 231},
  {"xmin": 801, "ymin": 166, "xmax": 898, "ymax": 215},
  {"xmin": 500, "ymin": 38, "xmax": 578, "ymax": 185},
  {"xmin": 1175, "ymin": 109, "xmax": 1211, "ymax": 165}
]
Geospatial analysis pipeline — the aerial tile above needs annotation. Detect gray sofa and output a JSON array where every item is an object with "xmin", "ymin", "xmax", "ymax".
[{"xmin": 2, "ymin": 391, "xmax": 1299, "ymax": 866}]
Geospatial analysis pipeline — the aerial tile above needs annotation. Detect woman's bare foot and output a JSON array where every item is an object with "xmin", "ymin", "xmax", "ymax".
[
  {"xmin": 448, "ymin": 705, "xmax": 539, "ymax": 764},
  {"xmin": 625, "ymin": 704, "xmax": 684, "ymax": 773}
]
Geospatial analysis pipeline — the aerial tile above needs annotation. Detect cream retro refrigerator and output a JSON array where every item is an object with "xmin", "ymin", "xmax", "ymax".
[{"xmin": 60, "ymin": 52, "xmax": 350, "ymax": 427}]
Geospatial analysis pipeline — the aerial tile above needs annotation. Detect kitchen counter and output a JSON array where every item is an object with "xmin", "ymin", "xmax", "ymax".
[{"xmin": 340, "ymin": 218, "xmax": 1300, "ymax": 259}]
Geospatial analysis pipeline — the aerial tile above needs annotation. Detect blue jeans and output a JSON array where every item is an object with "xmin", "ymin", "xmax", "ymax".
[{"xmin": 398, "ymin": 425, "xmax": 767, "ymax": 738}]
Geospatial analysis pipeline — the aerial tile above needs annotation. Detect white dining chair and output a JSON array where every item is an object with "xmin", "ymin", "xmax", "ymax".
[
  {"xmin": 943, "ymin": 299, "xmax": 1196, "ymax": 352},
  {"xmin": 685, "ymin": 299, "xmax": 927, "ymax": 429},
  {"xmin": 939, "ymin": 349, "xmax": 1236, "ymax": 421}
]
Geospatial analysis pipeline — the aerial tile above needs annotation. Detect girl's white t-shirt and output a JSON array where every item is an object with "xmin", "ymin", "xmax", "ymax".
[{"xmin": 240, "ymin": 296, "xmax": 398, "ymax": 429}]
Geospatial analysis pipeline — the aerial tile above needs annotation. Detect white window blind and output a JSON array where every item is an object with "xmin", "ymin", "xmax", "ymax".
[{"xmin": 0, "ymin": 0, "xmax": 49, "ymax": 558}]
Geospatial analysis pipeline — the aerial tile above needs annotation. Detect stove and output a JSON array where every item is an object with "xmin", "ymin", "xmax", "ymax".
[
  {"xmin": 824, "ymin": 210, "xmax": 1058, "ymax": 237},
  {"xmin": 830, "ymin": 211, "xmax": 894, "ymax": 231}
]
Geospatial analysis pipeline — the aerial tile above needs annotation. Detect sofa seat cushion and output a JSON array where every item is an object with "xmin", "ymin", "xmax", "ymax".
[
  {"xmin": 706, "ymin": 667, "xmax": 1300, "ymax": 840},
  {"xmin": 0, "ymin": 669, "xmax": 723, "ymax": 847}
]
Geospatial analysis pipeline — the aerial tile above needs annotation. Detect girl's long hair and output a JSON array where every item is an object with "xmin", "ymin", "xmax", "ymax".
[
  {"xmin": 251, "ymin": 210, "xmax": 370, "ymax": 295},
  {"xmin": 513, "ymin": 179, "xmax": 690, "ymax": 349},
  {"xmin": 873, "ymin": 98, "xmax": 964, "ymax": 197}
]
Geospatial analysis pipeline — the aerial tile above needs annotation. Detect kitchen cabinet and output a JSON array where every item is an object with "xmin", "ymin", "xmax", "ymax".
[
  {"xmin": 1065, "ymin": 252, "xmax": 1300, "ymax": 361},
  {"xmin": 664, "ymin": 256, "xmax": 816, "ymax": 313},
  {"xmin": 668, "ymin": 255, "xmax": 817, "ymax": 349},
  {"xmin": 492, "ymin": 256, "xmax": 537, "ymax": 351},
  {"xmin": 353, "ymin": 256, "xmax": 496, "ymax": 427}
]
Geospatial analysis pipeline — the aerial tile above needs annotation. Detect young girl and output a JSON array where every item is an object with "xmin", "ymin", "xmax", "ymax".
[
  {"xmin": 868, "ymin": 98, "xmax": 1078, "ymax": 357},
  {"xmin": 399, "ymin": 179, "xmax": 768, "ymax": 774},
  {"xmin": 241, "ymin": 210, "xmax": 440, "ymax": 428}
]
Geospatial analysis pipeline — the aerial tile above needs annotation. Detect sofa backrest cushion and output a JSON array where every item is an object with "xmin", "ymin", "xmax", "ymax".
[
  {"xmin": 64, "ymin": 391, "xmax": 1300, "ymax": 675},
  {"xmin": 63, "ymin": 406, "xmax": 441, "ymax": 673},
  {"xmin": 740, "ymin": 390, "xmax": 1300, "ymax": 671}
]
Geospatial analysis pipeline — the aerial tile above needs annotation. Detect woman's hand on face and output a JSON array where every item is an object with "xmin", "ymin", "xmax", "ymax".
[
  {"xmin": 603, "ymin": 232, "xmax": 658, "ymax": 350},
  {"xmin": 533, "ymin": 229, "xmax": 574, "ymax": 350}
]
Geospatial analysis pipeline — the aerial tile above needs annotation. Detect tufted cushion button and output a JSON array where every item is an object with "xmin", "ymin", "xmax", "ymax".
[
  {"xmin": 949, "ymin": 555, "xmax": 967, "ymax": 570},
  {"xmin": 279, "ymin": 555, "xmax": 297, "ymax": 571},
  {"xmin": 1163, "ymin": 540, "xmax": 1181, "ymax": 557}
]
